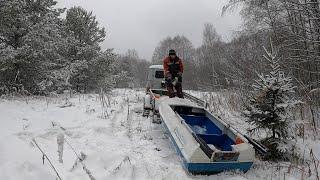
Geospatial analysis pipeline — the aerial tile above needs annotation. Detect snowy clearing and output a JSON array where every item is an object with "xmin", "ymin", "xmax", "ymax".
[{"xmin": 0, "ymin": 89, "xmax": 318, "ymax": 180}]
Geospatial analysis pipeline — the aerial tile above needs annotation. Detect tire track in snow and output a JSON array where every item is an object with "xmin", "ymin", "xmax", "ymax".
[{"xmin": 116, "ymin": 92, "xmax": 184, "ymax": 180}]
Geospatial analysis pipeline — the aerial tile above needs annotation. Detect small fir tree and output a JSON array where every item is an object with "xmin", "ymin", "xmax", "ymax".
[{"xmin": 244, "ymin": 43, "xmax": 299, "ymax": 160}]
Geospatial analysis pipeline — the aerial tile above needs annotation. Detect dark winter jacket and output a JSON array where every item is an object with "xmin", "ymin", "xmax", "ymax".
[{"xmin": 163, "ymin": 56, "xmax": 184, "ymax": 77}]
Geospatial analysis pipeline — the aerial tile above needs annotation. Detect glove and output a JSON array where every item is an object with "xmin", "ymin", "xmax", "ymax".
[
  {"xmin": 165, "ymin": 73, "xmax": 172, "ymax": 81},
  {"xmin": 165, "ymin": 73, "xmax": 172, "ymax": 84}
]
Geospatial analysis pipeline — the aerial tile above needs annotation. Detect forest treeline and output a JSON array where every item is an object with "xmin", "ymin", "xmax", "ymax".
[
  {"xmin": 0, "ymin": 0, "xmax": 319, "ymax": 111},
  {"xmin": 0, "ymin": 0, "xmax": 149, "ymax": 95},
  {"xmin": 151, "ymin": 0, "xmax": 320, "ymax": 110}
]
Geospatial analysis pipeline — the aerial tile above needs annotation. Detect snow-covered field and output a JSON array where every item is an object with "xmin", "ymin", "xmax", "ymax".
[{"xmin": 0, "ymin": 89, "xmax": 319, "ymax": 180}]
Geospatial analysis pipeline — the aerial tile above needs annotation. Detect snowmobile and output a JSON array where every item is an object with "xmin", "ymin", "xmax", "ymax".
[{"xmin": 143, "ymin": 65, "xmax": 207, "ymax": 122}]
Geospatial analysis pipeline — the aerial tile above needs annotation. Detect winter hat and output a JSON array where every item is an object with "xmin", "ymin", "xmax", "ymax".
[{"xmin": 169, "ymin": 49, "xmax": 176, "ymax": 56}]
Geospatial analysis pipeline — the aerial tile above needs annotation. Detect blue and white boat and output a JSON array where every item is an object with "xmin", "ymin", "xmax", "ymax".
[{"xmin": 159, "ymin": 98, "xmax": 255, "ymax": 175}]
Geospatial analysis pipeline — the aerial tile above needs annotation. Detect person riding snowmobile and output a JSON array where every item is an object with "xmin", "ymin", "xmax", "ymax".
[{"xmin": 163, "ymin": 49, "xmax": 184, "ymax": 98}]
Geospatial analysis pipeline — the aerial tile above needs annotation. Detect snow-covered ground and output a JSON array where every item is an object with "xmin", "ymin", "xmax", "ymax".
[{"xmin": 0, "ymin": 89, "xmax": 319, "ymax": 180}]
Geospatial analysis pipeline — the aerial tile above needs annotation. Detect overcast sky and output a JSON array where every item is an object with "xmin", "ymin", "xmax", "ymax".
[{"xmin": 56, "ymin": 0, "xmax": 242, "ymax": 60}]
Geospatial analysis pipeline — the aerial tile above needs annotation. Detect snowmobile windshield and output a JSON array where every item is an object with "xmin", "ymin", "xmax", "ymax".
[{"xmin": 155, "ymin": 70, "xmax": 164, "ymax": 79}]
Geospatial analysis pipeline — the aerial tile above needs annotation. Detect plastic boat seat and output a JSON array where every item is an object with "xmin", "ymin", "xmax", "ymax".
[{"xmin": 197, "ymin": 134, "xmax": 234, "ymax": 151}]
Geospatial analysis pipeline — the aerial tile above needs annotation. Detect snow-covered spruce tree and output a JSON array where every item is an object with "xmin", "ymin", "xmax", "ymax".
[
  {"xmin": 87, "ymin": 49, "xmax": 118, "ymax": 92},
  {"xmin": 244, "ymin": 43, "xmax": 299, "ymax": 161},
  {"xmin": 0, "ymin": 0, "xmax": 66, "ymax": 94},
  {"xmin": 64, "ymin": 6, "xmax": 106, "ymax": 92}
]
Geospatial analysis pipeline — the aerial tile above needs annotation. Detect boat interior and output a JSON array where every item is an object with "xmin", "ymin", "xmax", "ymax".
[{"xmin": 173, "ymin": 106, "xmax": 235, "ymax": 152}]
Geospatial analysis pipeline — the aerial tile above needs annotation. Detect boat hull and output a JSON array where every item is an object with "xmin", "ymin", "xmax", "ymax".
[
  {"xmin": 186, "ymin": 162, "xmax": 253, "ymax": 175},
  {"xmin": 162, "ymin": 117, "xmax": 253, "ymax": 174}
]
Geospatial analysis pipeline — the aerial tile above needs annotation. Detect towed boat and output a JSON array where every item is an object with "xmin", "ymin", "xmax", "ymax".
[{"xmin": 159, "ymin": 98, "xmax": 255, "ymax": 175}]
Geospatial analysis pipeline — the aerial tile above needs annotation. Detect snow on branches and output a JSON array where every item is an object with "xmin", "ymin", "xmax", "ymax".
[{"xmin": 244, "ymin": 42, "xmax": 300, "ymax": 160}]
